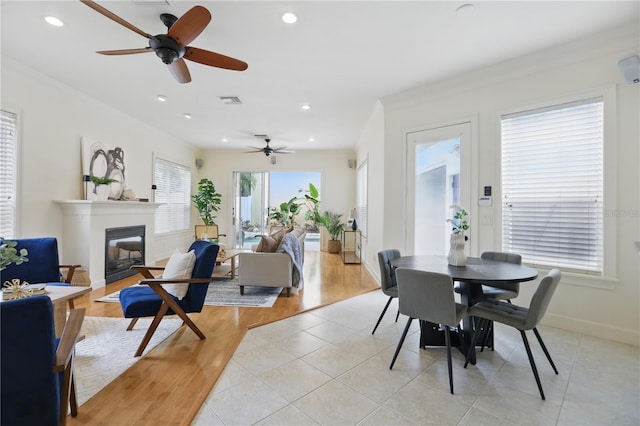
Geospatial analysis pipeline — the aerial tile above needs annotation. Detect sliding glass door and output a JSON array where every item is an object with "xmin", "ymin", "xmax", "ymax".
[
  {"xmin": 233, "ymin": 172, "xmax": 267, "ymax": 248},
  {"xmin": 232, "ymin": 171, "xmax": 321, "ymax": 249}
]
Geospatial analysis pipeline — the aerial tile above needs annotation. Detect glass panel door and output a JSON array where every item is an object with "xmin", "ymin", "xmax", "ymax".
[
  {"xmin": 407, "ymin": 122, "xmax": 471, "ymax": 255},
  {"xmin": 233, "ymin": 172, "xmax": 268, "ymax": 249},
  {"xmin": 232, "ymin": 171, "xmax": 322, "ymax": 250}
]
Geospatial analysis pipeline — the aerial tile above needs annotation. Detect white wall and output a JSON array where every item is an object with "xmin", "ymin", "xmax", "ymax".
[
  {"xmin": 193, "ymin": 149, "xmax": 357, "ymax": 248},
  {"xmin": 355, "ymin": 101, "xmax": 385, "ymax": 278},
  {"xmin": 1, "ymin": 60, "xmax": 197, "ymax": 270},
  {"xmin": 376, "ymin": 24, "xmax": 639, "ymax": 345}
]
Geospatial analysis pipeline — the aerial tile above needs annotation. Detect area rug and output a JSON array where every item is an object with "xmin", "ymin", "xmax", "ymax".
[
  {"xmin": 95, "ymin": 279, "xmax": 281, "ymax": 308},
  {"xmin": 74, "ymin": 316, "xmax": 183, "ymax": 406}
]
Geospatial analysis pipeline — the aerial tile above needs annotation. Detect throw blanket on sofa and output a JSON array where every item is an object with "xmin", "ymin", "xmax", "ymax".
[{"xmin": 276, "ymin": 233, "xmax": 304, "ymax": 292}]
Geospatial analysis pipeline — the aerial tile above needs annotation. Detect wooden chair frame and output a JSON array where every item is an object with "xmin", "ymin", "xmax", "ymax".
[
  {"xmin": 128, "ymin": 265, "xmax": 211, "ymax": 357},
  {"xmin": 55, "ymin": 308, "xmax": 86, "ymax": 425}
]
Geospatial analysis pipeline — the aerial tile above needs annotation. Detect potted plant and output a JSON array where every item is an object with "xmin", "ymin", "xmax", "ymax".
[
  {"xmin": 0, "ymin": 239, "xmax": 29, "ymax": 271},
  {"xmin": 298, "ymin": 183, "xmax": 321, "ymax": 224},
  {"xmin": 239, "ymin": 172, "xmax": 256, "ymax": 197},
  {"xmin": 317, "ymin": 210, "xmax": 344, "ymax": 254},
  {"xmin": 91, "ymin": 175, "xmax": 119, "ymax": 200},
  {"xmin": 192, "ymin": 178, "xmax": 222, "ymax": 225},
  {"xmin": 269, "ymin": 197, "xmax": 300, "ymax": 228},
  {"xmin": 446, "ymin": 205, "xmax": 469, "ymax": 266}
]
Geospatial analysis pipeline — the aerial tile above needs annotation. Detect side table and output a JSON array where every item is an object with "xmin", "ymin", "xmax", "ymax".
[{"xmin": 341, "ymin": 229, "xmax": 361, "ymax": 264}]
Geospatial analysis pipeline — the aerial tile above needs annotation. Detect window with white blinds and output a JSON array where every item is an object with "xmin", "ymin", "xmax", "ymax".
[
  {"xmin": 0, "ymin": 110, "xmax": 17, "ymax": 238},
  {"xmin": 153, "ymin": 156, "xmax": 191, "ymax": 234},
  {"xmin": 501, "ymin": 98, "xmax": 604, "ymax": 274},
  {"xmin": 356, "ymin": 159, "xmax": 368, "ymax": 238}
]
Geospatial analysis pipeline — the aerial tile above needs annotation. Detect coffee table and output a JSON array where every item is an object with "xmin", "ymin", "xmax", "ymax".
[
  {"xmin": 212, "ymin": 249, "xmax": 251, "ymax": 279},
  {"xmin": 43, "ymin": 285, "xmax": 92, "ymax": 336}
]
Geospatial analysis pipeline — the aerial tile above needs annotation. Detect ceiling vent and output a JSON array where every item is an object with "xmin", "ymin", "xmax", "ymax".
[{"xmin": 218, "ymin": 96, "xmax": 243, "ymax": 105}]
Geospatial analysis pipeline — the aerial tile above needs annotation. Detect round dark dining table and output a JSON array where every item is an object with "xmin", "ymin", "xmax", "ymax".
[{"xmin": 390, "ymin": 255, "xmax": 538, "ymax": 361}]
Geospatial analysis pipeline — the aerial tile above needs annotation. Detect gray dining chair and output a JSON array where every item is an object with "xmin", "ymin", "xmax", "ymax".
[
  {"xmin": 464, "ymin": 269, "xmax": 562, "ymax": 400},
  {"xmin": 390, "ymin": 268, "xmax": 467, "ymax": 394},
  {"xmin": 477, "ymin": 251, "xmax": 522, "ymax": 350},
  {"xmin": 372, "ymin": 249, "xmax": 402, "ymax": 335},
  {"xmin": 480, "ymin": 251, "xmax": 522, "ymax": 301}
]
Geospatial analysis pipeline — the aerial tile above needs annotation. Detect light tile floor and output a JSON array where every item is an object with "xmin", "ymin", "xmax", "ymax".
[{"xmin": 193, "ymin": 291, "xmax": 640, "ymax": 425}]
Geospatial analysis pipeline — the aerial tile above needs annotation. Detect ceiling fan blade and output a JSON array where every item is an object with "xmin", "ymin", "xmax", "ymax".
[
  {"xmin": 97, "ymin": 48, "xmax": 153, "ymax": 56},
  {"xmin": 244, "ymin": 149, "xmax": 264, "ymax": 153},
  {"xmin": 80, "ymin": 0, "xmax": 151, "ymax": 39},
  {"xmin": 184, "ymin": 47, "xmax": 248, "ymax": 71},
  {"xmin": 274, "ymin": 149, "xmax": 296, "ymax": 154},
  {"xmin": 168, "ymin": 6, "xmax": 211, "ymax": 47},
  {"xmin": 167, "ymin": 58, "xmax": 191, "ymax": 84}
]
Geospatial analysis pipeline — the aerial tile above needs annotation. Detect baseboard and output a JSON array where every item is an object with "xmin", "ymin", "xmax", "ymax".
[{"xmin": 543, "ymin": 312, "xmax": 639, "ymax": 346}]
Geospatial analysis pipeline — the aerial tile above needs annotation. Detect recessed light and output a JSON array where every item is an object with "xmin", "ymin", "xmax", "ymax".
[
  {"xmin": 44, "ymin": 16, "xmax": 64, "ymax": 27},
  {"xmin": 222, "ymin": 138, "xmax": 228, "ymax": 142},
  {"xmin": 184, "ymin": 113, "xmax": 192, "ymax": 119},
  {"xmin": 281, "ymin": 12, "xmax": 297, "ymax": 24},
  {"xmin": 308, "ymin": 138, "xmax": 315, "ymax": 142},
  {"xmin": 301, "ymin": 104, "xmax": 311, "ymax": 111},
  {"xmin": 156, "ymin": 95, "xmax": 167, "ymax": 102}
]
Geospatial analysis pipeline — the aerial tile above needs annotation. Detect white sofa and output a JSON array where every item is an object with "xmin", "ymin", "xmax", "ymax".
[{"xmin": 238, "ymin": 227, "xmax": 306, "ymax": 297}]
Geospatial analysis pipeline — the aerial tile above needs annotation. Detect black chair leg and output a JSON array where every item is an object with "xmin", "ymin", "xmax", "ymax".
[
  {"xmin": 520, "ymin": 330, "xmax": 546, "ymax": 400},
  {"xmin": 372, "ymin": 296, "xmax": 393, "ymax": 335},
  {"xmin": 444, "ymin": 326, "xmax": 454, "ymax": 394},
  {"xmin": 480, "ymin": 320, "xmax": 493, "ymax": 352},
  {"xmin": 533, "ymin": 327, "xmax": 559, "ymax": 374},
  {"xmin": 389, "ymin": 317, "xmax": 413, "ymax": 369},
  {"xmin": 464, "ymin": 318, "xmax": 487, "ymax": 368}
]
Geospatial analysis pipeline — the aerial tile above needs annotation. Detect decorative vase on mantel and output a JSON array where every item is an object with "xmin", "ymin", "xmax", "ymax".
[
  {"xmin": 95, "ymin": 184, "xmax": 109, "ymax": 201},
  {"xmin": 447, "ymin": 234, "xmax": 467, "ymax": 266}
]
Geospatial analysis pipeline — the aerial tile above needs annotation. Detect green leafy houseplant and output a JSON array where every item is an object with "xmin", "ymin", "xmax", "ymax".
[
  {"xmin": 447, "ymin": 205, "xmax": 469, "ymax": 240},
  {"xmin": 317, "ymin": 211, "xmax": 344, "ymax": 254},
  {"xmin": 317, "ymin": 211, "xmax": 344, "ymax": 240},
  {"xmin": 269, "ymin": 197, "xmax": 301, "ymax": 227},
  {"xmin": 298, "ymin": 183, "xmax": 321, "ymax": 224},
  {"xmin": 192, "ymin": 178, "xmax": 222, "ymax": 225},
  {"xmin": 0, "ymin": 239, "xmax": 29, "ymax": 271},
  {"xmin": 90, "ymin": 176, "xmax": 119, "ymax": 186},
  {"xmin": 239, "ymin": 172, "xmax": 257, "ymax": 197},
  {"xmin": 269, "ymin": 183, "xmax": 321, "ymax": 229}
]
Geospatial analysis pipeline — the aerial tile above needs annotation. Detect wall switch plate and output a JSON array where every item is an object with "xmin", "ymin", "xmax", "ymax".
[{"xmin": 479, "ymin": 196, "xmax": 492, "ymax": 207}]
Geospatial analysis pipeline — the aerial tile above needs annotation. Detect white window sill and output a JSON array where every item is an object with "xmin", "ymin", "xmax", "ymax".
[{"xmin": 536, "ymin": 267, "xmax": 619, "ymax": 290}]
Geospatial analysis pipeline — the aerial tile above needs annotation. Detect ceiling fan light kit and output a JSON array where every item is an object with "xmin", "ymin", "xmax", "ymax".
[{"xmin": 80, "ymin": 0, "xmax": 248, "ymax": 83}]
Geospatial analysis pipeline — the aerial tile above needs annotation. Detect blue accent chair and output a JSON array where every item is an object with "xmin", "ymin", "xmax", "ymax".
[
  {"xmin": 119, "ymin": 240, "xmax": 219, "ymax": 357},
  {"xmin": 1, "ymin": 295, "xmax": 85, "ymax": 426},
  {"xmin": 1, "ymin": 238, "xmax": 81, "ymax": 307}
]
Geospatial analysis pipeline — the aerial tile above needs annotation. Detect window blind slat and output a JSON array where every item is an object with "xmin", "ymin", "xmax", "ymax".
[
  {"xmin": 501, "ymin": 99, "xmax": 603, "ymax": 273},
  {"xmin": 153, "ymin": 157, "xmax": 191, "ymax": 234},
  {"xmin": 0, "ymin": 110, "xmax": 17, "ymax": 238}
]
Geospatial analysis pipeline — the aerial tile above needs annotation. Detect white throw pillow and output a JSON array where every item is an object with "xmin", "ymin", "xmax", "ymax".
[{"xmin": 161, "ymin": 249, "xmax": 196, "ymax": 300}]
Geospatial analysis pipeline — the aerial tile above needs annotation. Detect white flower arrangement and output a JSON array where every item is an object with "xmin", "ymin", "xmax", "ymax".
[{"xmin": 447, "ymin": 205, "xmax": 469, "ymax": 238}]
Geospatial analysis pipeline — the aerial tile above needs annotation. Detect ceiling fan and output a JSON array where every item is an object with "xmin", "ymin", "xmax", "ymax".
[
  {"xmin": 80, "ymin": 0, "xmax": 248, "ymax": 84},
  {"xmin": 245, "ymin": 137, "xmax": 295, "ymax": 157}
]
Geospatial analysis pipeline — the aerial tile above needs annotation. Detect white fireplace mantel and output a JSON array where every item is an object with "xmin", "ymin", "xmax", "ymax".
[{"xmin": 55, "ymin": 200, "xmax": 161, "ymax": 288}]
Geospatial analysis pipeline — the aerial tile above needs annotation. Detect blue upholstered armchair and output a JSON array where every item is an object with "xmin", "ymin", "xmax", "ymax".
[
  {"xmin": 1, "ymin": 295, "xmax": 85, "ymax": 426},
  {"xmin": 1, "ymin": 238, "xmax": 82, "ymax": 305},
  {"xmin": 119, "ymin": 240, "xmax": 219, "ymax": 356}
]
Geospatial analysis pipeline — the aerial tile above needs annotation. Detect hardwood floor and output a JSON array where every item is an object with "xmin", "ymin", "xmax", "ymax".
[{"xmin": 67, "ymin": 250, "xmax": 379, "ymax": 426}]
